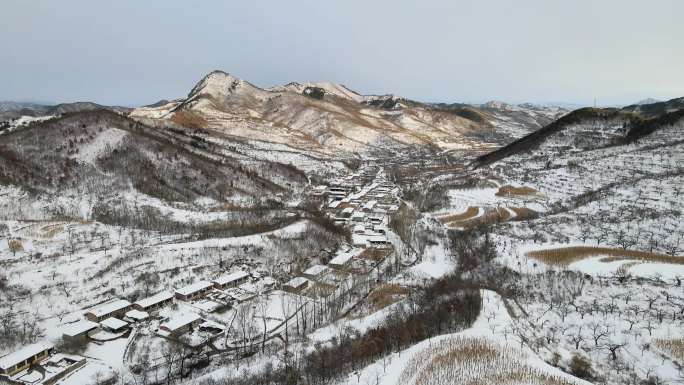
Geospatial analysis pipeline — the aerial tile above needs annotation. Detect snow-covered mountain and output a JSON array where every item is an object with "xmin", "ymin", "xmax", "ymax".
[
  {"xmin": 130, "ymin": 70, "xmax": 570, "ymax": 156},
  {"xmin": 0, "ymin": 101, "xmax": 131, "ymax": 121}
]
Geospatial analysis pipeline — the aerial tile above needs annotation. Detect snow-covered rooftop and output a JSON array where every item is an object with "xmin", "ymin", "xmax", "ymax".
[
  {"xmin": 61, "ymin": 320, "xmax": 99, "ymax": 337},
  {"xmin": 176, "ymin": 281, "xmax": 213, "ymax": 296},
  {"xmin": 135, "ymin": 291, "xmax": 173, "ymax": 309},
  {"xmin": 160, "ymin": 313, "xmax": 201, "ymax": 332},
  {"xmin": 213, "ymin": 270, "xmax": 249, "ymax": 286},
  {"xmin": 329, "ymin": 249, "xmax": 358, "ymax": 266},
  {"xmin": 86, "ymin": 299, "xmax": 131, "ymax": 318},
  {"xmin": 99, "ymin": 317, "xmax": 128, "ymax": 330},
  {"xmin": 125, "ymin": 309, "xmax": 149, "ymax": 321},
  {"xmin": 304, "ymin": 265, "xmax": 329, "ymax": 277},
  {"xmin": 0, "ymin": 342, "xmax": 53, "ymax": 370},
  {"xmin": 285, "ymin": 277, "xmax": 309, "ymax": 289}
]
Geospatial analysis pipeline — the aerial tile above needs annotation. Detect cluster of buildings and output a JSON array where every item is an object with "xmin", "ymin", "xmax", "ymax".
[
  {"xmin": 319, "ymin": 168, "xmax": 400, "ymax": 248},
  {"xmin": 280, "ymin": 167, "xmax": 399, "ymax": 299},
  {"xmin": 0, "ymin": 167, "xmax": 404, "ymax": 384},
  {"xmin": 0, "ymin": 268, "xmax": 277, "ymax": 384},
  {"xmin": 0, "ymin": 343, "xmax": 86, "ymax": 385}
]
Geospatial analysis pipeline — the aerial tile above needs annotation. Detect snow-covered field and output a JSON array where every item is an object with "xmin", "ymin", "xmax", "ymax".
[{"xmin": 343, "ymin": 290, "xmax": 588, "ymax": 385}]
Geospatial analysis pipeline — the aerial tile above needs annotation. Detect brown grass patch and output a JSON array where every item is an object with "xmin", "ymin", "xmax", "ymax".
[
  {"xmin": 41, "ymin": 224, "xmax": 65, "ymax": 238},
  {"xmin": 400, "ymin": 336, "xmax": 582, "ymax": 385},
  {"xmin": 7, "ymin": 238, "xmax": 23, "ymax": 254},
  {"xmin": 509, "ymin": 207, "xmax": 539, "ymax": 221},
  {"xmin": 309, "ymin": 282, "xmax": 337, "ymax": 298},
  {"xmin": 437, "ymin": 206, "xmax": 479, "ymax": 224},
  {"xmin": 496, "ymin": 185, "xmax": 539, "ymax": 197},
  {"xmin": 171, "ymin": 111, "xmax": 208, "ymax": 128},
  {"xmin": 527, "ymin": 246, "xmax": 684, "ymax": 268},
  {"xmin": 368, "ymin": 284, "xmax": 409, "ymax": 311},
  {"xmin": 359, "ymin": 247, "xmax": 392, "ymax": 262},
  {"xmin": 337, "ymin": 202, "xmax": 355, "ymax": 210},
  {"xmin": 446, "ymin": 207, "xmax": 512, "ymax": 228},
  {"xmin": 655, "ymin": 338, "xmax": 684, "ymax": 363}
]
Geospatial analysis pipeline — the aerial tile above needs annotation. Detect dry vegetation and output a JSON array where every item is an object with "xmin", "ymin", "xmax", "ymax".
[
  {"xmin": 170, "ymin": 110, "xmax": 209, "ymax": 129},
  {"xmin": 447, "ymin": 207, "xmax": 512, "ymax": 228},
  {"xmin": 496, "ymin": 185, "xmax": 539, "ymax": 197},
  {"xmin": 509, "ymin": 206, "xmax": 539, "ymax": 220},
  {"xmin": 399, "ymin": 336, "xmax": 582, "ymax": 385},
  {"xmin": 654, "ymin": 338, "xmax": 684, "ymax": 363},
  {"xmin": 41, "ymin": 223, "xmax": 65, "ymax": 238},
  {"xmin": 358, "ymin": 247, "xmax": 392, "ymax": 262},
  {"xmin": 437, "ymin": 206, "xmax": 479, "ymax": 224},
  {"xmin": 527, "ymin": 246, "xmax": 684, "ymax": 268},
  {"xmin": 7, "ymin": 238, "xmax": 23, "ymax": 255},
  {"xmin": 367, "ymin": 284, "xmax": 409, "ymax": 312}
]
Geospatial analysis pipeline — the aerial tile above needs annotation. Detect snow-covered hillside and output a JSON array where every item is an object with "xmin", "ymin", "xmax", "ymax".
[{"xmin": 130, "ymin": 71, "xmax": 564, "ymax": 157}]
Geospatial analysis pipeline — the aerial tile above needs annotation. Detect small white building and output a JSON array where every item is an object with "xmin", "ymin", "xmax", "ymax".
[
  {"xmin": 350, "ymin": 212, "xmax": 366, "ymax": 223},
  {"xmin": 175, "ymin": 281, "xmax": 213, "ymax": 301},
  {"xmin": 362, "ymin": 200, "xmax": 377, "ymax": 212},
  {"xmin": 159, "ymin": 314, "xmax": 202, "ymax": 337},
  {"xmin": 329, "ymin": 250, "xmax": 357, "ymax": 269},
  {"xmin": 303, "ymin": 265, "xmax": 329, "ymax": 280},
  {"xmin": 213, "ymin": 270, "xmax": 250, "ymax": 290},
  {"xmin": 99, "ymin": 317, "xmax": 128, "ymax": 333},
  {"xmin": 85, "ymin": 299, "xmax": 132, "ymax": 322},
  {"xmin": 62, "ymin": 320, "xmax": 100, "ymax": 343},
  {"xmin": 340, "ymin": 207, "xmax": 354, "ymax": 218},
  {"xmin": 125, "ymin": 309, "xmax": 150, "ymax": 322},
  {"xmin": 283, "ymin": 277, "xmax": 309, "ymax": 293},
  {"xmin": 0, "ymin": 342, "xmax": 55, "ymax": 376},
  {"xmin": 134, "ymin": 291, "xmax": 174, "ymax": 312}
]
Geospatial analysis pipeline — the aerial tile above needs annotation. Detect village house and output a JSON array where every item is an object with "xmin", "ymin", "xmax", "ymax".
[
  {"xmin": 225, "ymin": 288, "xmax": 257, "ymax": 304},
  {"xmin": 361, "ymin": 200, "xmax": 377, "ymax": 212},
  {"xmin": 212, "ymin": 270, "xmax": 250, "ymax": 290},
  {"xmin": 328, "ymin": 250, "xmax": 357, "ymax": 269},
  {"xmin": 175, "ymin": 281, "xmax": 213, "ymax": 301},
  {"xmin": 368, "ymin": 235, "xmax": 391, "ymax": 248},
  {"xmin": 261, "ymin": 276, "xmax": 277, "ymax": 291},
  {"xmin": 312, "ymin": 185, "xmax": 327, "ymax": 196},
  {"xmin": 159, "ymin": 314, "xmax": 202, "ymax": 337},
  {"xmin": 125, "ymin": 309, "xmax": 150, "ymax": 323},
  {"xmin": 339, "ymin": 207, "xmax": 354, "ymax": 218},
  {"xmin": 352, "ymin": 234, "xmax": 368, "ymax": 248},
  {"xmin": 84, "ymin": 299, "xmax": 132, "ymax": 322},
  {"xmin": 368, "ymin": 215, "xmax": 384, "ymax": 225},
  {"xmin": 303, "ymin": 265, "xmax": 329, "ymax": 280},
  {"xmin": 61, "ymin": 320, "xmax": 100, "ymax": 343},
  {"xmin": 99, "ymin": 317, "xmax": 129, "ymax": 333},
  {"xmin": 283, "ymin": 277, "xmax": 309, "ymax": 293},
  {"xmin": 134, "ymin": 291, "xmax": 174, "ymax": 313},
  {"xmin": 0, "ymin": 342, "xmax": 54, "ymax": 376},
  {"xmin": 350, "ymin": 211, "xmax": 366, "ymax": 223}
]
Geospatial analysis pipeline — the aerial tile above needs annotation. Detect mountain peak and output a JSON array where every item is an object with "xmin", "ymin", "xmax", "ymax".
[
  {"xmin": 634, "ymin": 98, "xmax": 661, "ymax": 106},
  {"xmin": 482, "ymin": 100, "xmax": 512, "ymax": 109},
  {"xmin": 188, "ymin": 70, "xmax": 254, "ymax": 101}
]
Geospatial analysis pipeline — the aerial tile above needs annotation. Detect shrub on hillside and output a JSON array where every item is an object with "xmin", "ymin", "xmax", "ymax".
[{"xmin": 568, "ymin": 353, "xmax": 594, "ymax": 381}]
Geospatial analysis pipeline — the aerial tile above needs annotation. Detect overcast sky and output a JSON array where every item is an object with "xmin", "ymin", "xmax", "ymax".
[{"xmin": 1, "ymin": 0, "xmax": 683, "ymax": 107}]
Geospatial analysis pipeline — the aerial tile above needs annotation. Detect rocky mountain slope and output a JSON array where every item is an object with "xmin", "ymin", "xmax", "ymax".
[
  {"xmin": 130, "ymin": 71, "xmax": 568, "ymax": 156},
  {"xmin": 473, "ymin": 97, "xmax": 684, "ymax": 168},
  {"xmin": 0, "ymin": 101, "xmax": 131, "ymax": 121}
]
